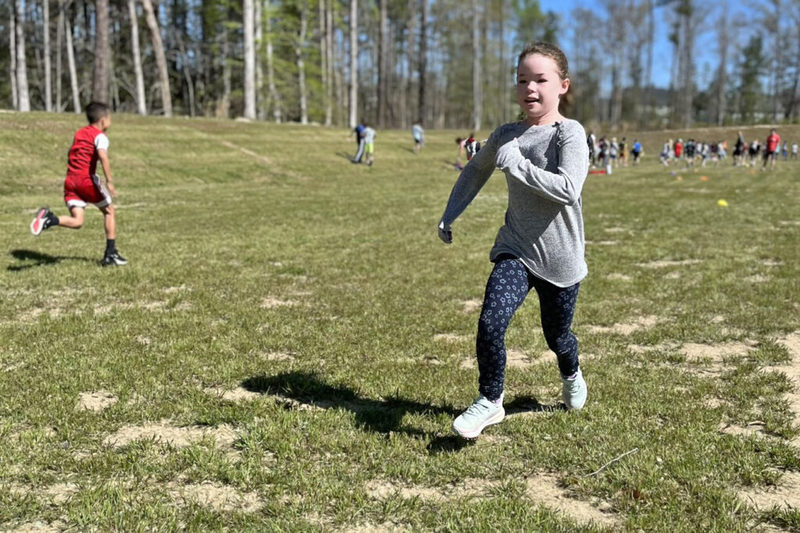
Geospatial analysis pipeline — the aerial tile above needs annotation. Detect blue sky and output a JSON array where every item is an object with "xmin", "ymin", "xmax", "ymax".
[{"xmin": 536, "ymin": 0, "xmax": 751, "ymax": 89}]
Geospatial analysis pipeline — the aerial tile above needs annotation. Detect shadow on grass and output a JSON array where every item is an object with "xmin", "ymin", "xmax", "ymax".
[
  {"xmin": 8, "ymin": 249, "xmax": 95, "ymax": 271},
  {"xmin": 242, "ymin": 371, "xmax": 467, "ymax": 451}
]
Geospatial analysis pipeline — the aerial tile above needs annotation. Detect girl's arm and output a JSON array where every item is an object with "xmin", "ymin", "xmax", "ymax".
[{"xmin": 495, "ymin": 123, "xmax": 589, "ymax": 206}]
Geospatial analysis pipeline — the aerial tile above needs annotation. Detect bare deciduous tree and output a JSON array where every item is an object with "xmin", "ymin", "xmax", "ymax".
[{"xmin": 141, "ymin": 0, "xmax": 172, "ymax": 116}]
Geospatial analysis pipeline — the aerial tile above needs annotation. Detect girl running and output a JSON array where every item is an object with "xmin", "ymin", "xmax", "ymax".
[{"xmin": 437, "ymin": 42, "xmax": 590, "ymax": 439}]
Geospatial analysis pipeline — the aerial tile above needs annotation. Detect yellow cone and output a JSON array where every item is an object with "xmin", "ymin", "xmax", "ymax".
[{"xmin": 717, "ymin": 199, "xmax": 729, "ymax": 207}]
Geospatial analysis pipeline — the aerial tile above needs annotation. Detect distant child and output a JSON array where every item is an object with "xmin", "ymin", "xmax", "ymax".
[
  {"xmin": 763, "ymin": 128, "xmax": 780, "ymax": 170},
  {"xmin": 631, "ymin": 139, "xmax": 642, "ymax": 165},
  {"xmin": 619, "ymin": 137, "xmax": 627, "ymax": 167},
  {"xmin": 454, "ymin": 137, "xmax": 466, "ymax": 170},
  {"xmin": 781, "ymin": 140, "xmax": 788, "ymax": 161},
  {"xmin": 363, "ymin": 124, "xmax": 376, "ymax": 166},
  {"xmin": 792, "ymin": 142, "xmax": 798, "ymax": 160},
  {"xmin": 412, "ymin": 121, "xmax": 425, "ymax": 154},
  {"xmin": 733, "ymin": 132, "xmax": 746, "ymax": 166},
  {"xmin": 438, "ymin": 42, "xmax": 590, "ymax": 439},
  {"xmin": 30, "ymin": 101, "xmax": 127, "ymax": 266},
  {"xmin": 465, "ymin": 133, "xmax": 481, "ymax": 161},
  {"xmin": 352, "ymin": 120, "xmax": 366, "ymax": 163}
]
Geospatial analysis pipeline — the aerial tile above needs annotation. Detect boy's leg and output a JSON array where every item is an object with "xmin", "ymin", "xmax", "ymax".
[
  {"xmin": 59, "ymin": 206, "xmax": 86, "ymax": 229},
  {"xmin": 99, "ymin": 204, "xmax": 116, "ymax": 240},
  {"xmin": 99, "ymin": 204, "xmax": 127, "ymax": 265}
]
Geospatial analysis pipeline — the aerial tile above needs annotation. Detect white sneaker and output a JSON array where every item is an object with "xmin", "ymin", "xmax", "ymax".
[
  {"xmin": 562, "ymin": 369, "xmax": 587, "ymax": 410},
  {"xmin": 452, "ymin": 395, "xmax": 505, "ymax": 439}
]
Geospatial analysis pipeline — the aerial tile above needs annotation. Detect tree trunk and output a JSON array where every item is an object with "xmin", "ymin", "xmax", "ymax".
[
  {"xmin": 92, "ymin": 0, "xmax": 109, "ymax": 102},
  {"xmin": 220, "ymin": 31, "xmax": 231, "ymax": 117},
  {"xmin": 296, "ymin": 0, "xmax": 308, "ymax": 124},
  {"xmin": 10, "ymin": 9, "xmax": 18, "ymax": 109},
  {"xmin": 243, "ymin": 0, "xmax": 256, "ymax": 119},
  {"xmin": 377, "ymin": 0, "xmax": 387, "ymax": 126},
  {"xmin": 349, "ymin": 0, "xmax": 357, "ymax": 127},
  {"xmin": 64, "ymin": 7, "xmax": 80, "ymax": 112},
  {"xmin": 325, "ymin": 0, "xmax": 333, "ymax": 125},
  {"xmin": 141, "ymin": 0, "xmax": 172, "ymax": 116},
  {"xmin": 43, "ymin": 0, "xmax": 53, "ymax": 111},
  {"xmin": 265, "ymin": 0, "xmax": 282, "ymax": 122},
  {"xmin": 128, "ymin": 0, "xmax": 146, "ymax": 114},
  {"xmin": 255, "ymin": 0, "xmax": 264, "ymax": 119},
  {"xmin": 404, "ymin": 0, "xmax": 415, "ymax": 126},
  {"xmin": 14, "ymin": 0, "xmax": 31, "ymax": 111},
  {"xmin": 319, "ymin": 0, "xmax": 328, "ymax": 124},
  {"xmin": 417, "ymin": 0, "xmax": 427, "ymax": 123},
  {"xmin": 715, "ymin": 9, "xmax": 728, "ymax": 126},
  {"xmin": 471, "ymin": 0, "xmax": 481, "ymax": 130},
  {"xmin": 56, "ymin": 0, "xmax": 63, "ymax": 110}
]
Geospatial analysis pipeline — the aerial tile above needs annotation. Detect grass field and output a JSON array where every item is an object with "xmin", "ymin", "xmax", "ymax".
[{"xmin": 1, "ymin": 111, "xmax": 799, "ymax": 532}]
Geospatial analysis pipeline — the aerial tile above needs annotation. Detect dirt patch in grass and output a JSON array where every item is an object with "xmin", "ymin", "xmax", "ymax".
[
  {"xmin": 774, "ymin": 332, "xmax": 800, "ymax": 440},
  {"xmin": 3, "ymin": 521, "xmax": 66, "ymax": 532},
  {"xmin": 681, "ymin": 341, "xmax": 753, "ymax": 362},
  {"xmin": 261, "ymin": 297, "xmax": 297, "ymax": 309},
  {"xmin": 342, "ymin": 522, "xmax": 410, "ymax": 533},
  {"xmin": 134, "ymin": 335, "xmax": 151, "ymax": 346},
  {"xmin": 740, "ymin": 471, "xmax": 800, "ymax": 511},
  {"xmin": 603, "ymin": 226, "xmax": 630, "ymax": 234},
  {"xmin": 586, "ymin": 315, "xmax": 659, "ymax": 336},
  {"xmin": 365, "ymin": 478, "xmax": 493, "ymax": 502},
  {"xmin": 719, "ymin": 421, "xmax": 767, "ymax": 438},
  {"xmin": 606, "ymin": 273, "xmax": 632, "ymax": 281},
  {"xmin": 103, "ymin": 420, "xmax": 237, "ymax": 450},
  {"xmin": 460, "ymin": 299, "xmax": 482, "ymax": 314},
  {"xmin": 525, "ymin": 473, "xmax": 619, "ymax": 528},
  {"xmin": 204, "ymin": 386, "xmax": 262, "ymax": 402},
  {"xmin": 635, "ymin": 259, "xmax": 702, "ymax": 268},
  {"xmin": 76, "ymin": 390, "xmax": 118, "ymax": 412},
  {"xmin": 43, "ymin": 482, "xmax": 80, "ymax": 505},
  {"xmin": 744, "ymin": 274, "xmax": 769, "ymax": 283},
  {"xmin": 434, "ymin": 333, "xmax": 471, "ymax": 343},
  {"xmin": 365, "ymin": 475, "xmax": 618, "ymax": 528},
  {"xmin": 460, "ymin": 348, "xmax": 541, "ymax": 370},
  {"xmin": 261, "ymin": 351, "xmax": 295, "ymax": 362},
  {"xmin": 168, "ymin": 481, "xmax": 263, "ymax": 512}
]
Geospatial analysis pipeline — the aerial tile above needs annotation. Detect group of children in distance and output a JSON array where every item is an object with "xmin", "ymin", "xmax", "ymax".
[
  {"xmin": 587, "ymin": 133, "xmax": 642, "ymax": 172},
  {"xmin": 27, "ymin": 42, "xmax": 602, "ymax": 440},
  {"xmin": 657, "ymin": 129, "xmax": 797, "ymax": 171},
  {"xmin": 350, "ymin": 119, "xmax": 426, "ymax": 165}
]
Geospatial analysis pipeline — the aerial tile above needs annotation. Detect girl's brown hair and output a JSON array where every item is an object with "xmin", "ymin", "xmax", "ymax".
[{"xmin": 517, "ymin": 42, "xmax": 569, "ymax": 80}]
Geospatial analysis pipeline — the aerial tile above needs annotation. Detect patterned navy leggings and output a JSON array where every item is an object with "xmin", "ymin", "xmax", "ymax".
[{"xmin": 476, "ymin": 255, "xmax": 581, "ymax": 401}]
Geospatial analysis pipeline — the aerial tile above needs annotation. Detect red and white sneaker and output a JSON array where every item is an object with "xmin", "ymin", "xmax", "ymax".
[{"xmin": 30, "ymin": 207, "xmax": 53, "ymax": 236}]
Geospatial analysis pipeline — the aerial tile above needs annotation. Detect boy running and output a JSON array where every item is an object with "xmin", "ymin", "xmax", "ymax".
[
  {"xmin": 763, "ymin": 128, "xmax": 780, "ymax": 170},
  {"xmin": 30, "ymin": 102, "xmax": 127, "ymax": 266}
]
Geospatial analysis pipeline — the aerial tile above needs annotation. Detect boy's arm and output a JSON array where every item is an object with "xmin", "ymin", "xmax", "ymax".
[{"xmin": 97, "ymin": 149, "xmax": 116, "ymax": 197}]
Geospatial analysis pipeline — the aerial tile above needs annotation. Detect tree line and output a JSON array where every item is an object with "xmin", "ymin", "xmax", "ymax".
[{"xmin": 3, "ymin": 0, "xmax": 800, "ymax": 130}]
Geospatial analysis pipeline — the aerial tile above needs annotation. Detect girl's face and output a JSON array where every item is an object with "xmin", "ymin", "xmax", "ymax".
[{"xmin": 516, "ymin": 53, "xmax": 569, "ymax": 126}]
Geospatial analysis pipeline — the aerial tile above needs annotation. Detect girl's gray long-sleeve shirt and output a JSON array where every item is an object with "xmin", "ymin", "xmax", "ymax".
[{"xmin": 440, "ymin": 119, "xmax": 590, "ymax": 287}]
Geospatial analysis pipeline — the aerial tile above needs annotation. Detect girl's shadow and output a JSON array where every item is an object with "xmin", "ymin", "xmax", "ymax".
[
  {"xmin": 8, "ymin": 249, "xmax": 94, "ymax": 271},
  {"xmin": 242, "ymin": 371, "xmax": 465, "ymax": 452}
]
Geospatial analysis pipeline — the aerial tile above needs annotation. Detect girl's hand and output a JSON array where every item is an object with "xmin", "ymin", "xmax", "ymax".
[
  {"xmin": 495, "ymin": 137, "xmax": 523, "ymax": 170},
  {"xmin": 438, "ymin": 221, "xmax": 453, "ymax": 244}
]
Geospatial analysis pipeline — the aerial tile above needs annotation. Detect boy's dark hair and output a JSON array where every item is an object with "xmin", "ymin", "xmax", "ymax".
[{"xmin": 86, "ymin": 101, "xmax": 110, "ymax": 124}]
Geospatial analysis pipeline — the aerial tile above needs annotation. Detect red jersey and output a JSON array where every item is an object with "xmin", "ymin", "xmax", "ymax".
[
  {"xmin": 766, "ymin": 133, "xmax": 780, "ymax": 153},
  {"xmin": 66, "ymin": 125, "xmax": 108, "ymax": 180},
  {"xmin": 674, "ymin": 142, "xmax": 683, "ymax": 157}
]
